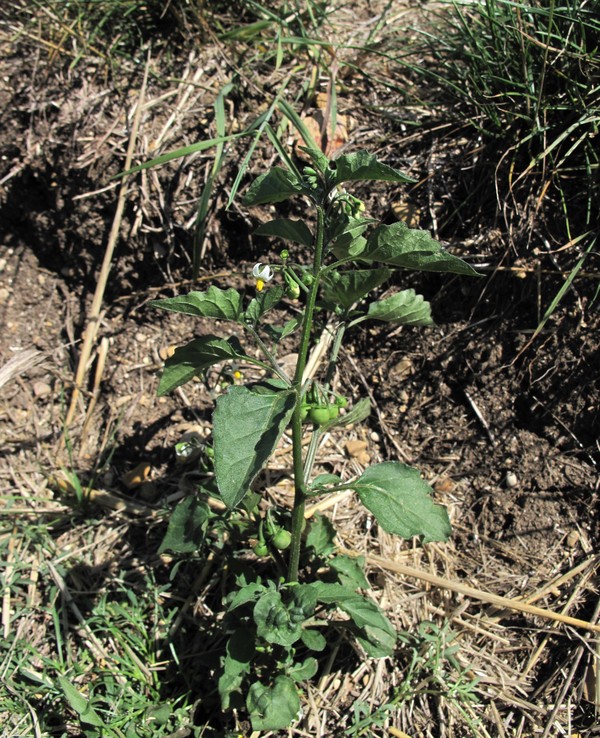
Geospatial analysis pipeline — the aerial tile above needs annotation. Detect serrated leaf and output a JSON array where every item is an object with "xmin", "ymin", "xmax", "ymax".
[
  {"xmin": 57, "ymin": 677, "xmax": 106, "ymax": 727},
  {"xmin": 213, "ymin": 386, "xmax": 296, "ymax": 507},
  {"xmin": 158, "ymin": 496, "xmax": 211, "ymax": 554},
  {"xmin": 287, "ymin": 657, "xmax": 319, "ymax": 682},
  {"xmin": 255, "ymin": 218, "xmax": 313, "ymax": 246},
  {"xmin": 301, "ymin": 628, "xmax": 327, "ymax": 652},
  {"xmin": 158, "ymin": 335, "xmax": 249, "ymax": 395},
  {"xmin": 329, "ymin": 151, "xmax": 415, "ymax": 185},
  {"xmin": 360, "ymin": 221, "xmax": 479, "ymax": 276},
  {"xmin": 330, "ymin": 555, "xmax": 369, "ymax": 589},
  {"xmin": 338, "ymin": 596, "xmax": 396, "ymax": 657},
  {"xmin": 151, "ymin": 286, "xmax": 243, "ymax": 322},
  {"xmin": 351, "ymin": 462, "xmax": 451, "ymax": 543},
  {"xmin": 306, "ymin": 514, "xmax": 337, "ymax": 557},
  {"xmin": 247, "ymin": 675, "xmax": 300, "ymax": 731},
  {"xmin": 245, "ymin": 285, "xmax": 284, "ymax": 325},
  {"xmin": 243, "ymin": 167, "xmax": 306, "ymax": 205},
  {"xmin": 351, "ymin": 289, "xmax": 433, "ymax": 327},
  {"xmin": 321, "ymin": 268, "xmax": 392, "ymax": 311}
]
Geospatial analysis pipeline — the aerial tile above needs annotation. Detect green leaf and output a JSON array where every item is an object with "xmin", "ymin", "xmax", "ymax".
[
  {"xmin": 227, "ymin": 581, "xmax": 267, "ymax": 611},
  {"xmin": 158, "ymin": 335, "xmax": 249, "ymax": 395},
  {"xmin": 298, "ymin": 145, "xmax": 329, "ymax": 173},
  {"xmin": 330, "ymin": 555, "xmax": 370, "ymax": 589},
  {"xmin": 57, "ymin": 677, "xmax": 106, "ymax": 728},
  {"xmin": 151, "ymin": 286, "xmax": 243, "ymax": 321},
  {"xmin": 351, "ymin": 462, "xmax": 451, "ymax": 543},
  {"xmin": 158, "ymin": 495, "xmax": 211, "ymax": 554},
  {"xmin": 306, "ymin": 514, "xmax": 337, "ymax": 557},
  {"xmin": 253, "ymin": 591, "xmax": 303, "ymax": 647},
  {"xmin": 311, "ymin": 581, "xmax": 358, "ymax": 605},
  {"xmin": 322, "ymin": 269, "xmax": 392, "ymax": 311},
  {"xmin": 213, "ymin": 385, "xmax": 296, "ymax": 507},
  {"xmin": 308, "ymin": 473, "xmax": 342, "ymax": 493},
  {"xmin": 301, "ymin": 628, "xmax": 327, "ymax": 652},
  {"xmin": 247, "ymin": 675, "xmax": 300, "ymax": 731},
  {"xmin": 287, "ymin": 657, "xmax": 319, "ymax": 682},
  {"xmin": 339, "ymin": 596, "xmax": 397, "ymax": 657},
  {"xmin": 331, "ymin": 397, "xmax": 371, "ymax": 428},
  {"xmin": 330, "ymin": 151, "xmax": 415, "ymax": 185},
  {"xmin": 351, "ymin": 289, "xmax": 433, "ymax": 327},
  {"xmin": 219, "ymin": 629, "xmax": 255, "ymax": 710},
  {"xmin": 329, "ymin": 216, "xmax": 375, "ymax": 259},
  {"xmin": 243, "ymin": 167, "xmax": 306, "ymax": 205},
  {"xmin": 254, "ymin": 218, "xmax": 313, "ymax": 246},
  {"xmin": 360, "ymin": 222, "xmax": 479, "ymax": 276},
  {"xmin": 245, "ymin": 285, "xmax": 284, "ymax": 325}
]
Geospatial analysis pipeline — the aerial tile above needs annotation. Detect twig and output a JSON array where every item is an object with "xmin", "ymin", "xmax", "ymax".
[{"xmin": 63, "ymin": 53, "xmax": 151, "ymax": 434}]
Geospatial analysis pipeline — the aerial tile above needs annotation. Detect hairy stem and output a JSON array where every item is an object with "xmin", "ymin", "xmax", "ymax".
[{"xmin": 287, "ymin": 205, "xmax": 325, "ymax": 582}]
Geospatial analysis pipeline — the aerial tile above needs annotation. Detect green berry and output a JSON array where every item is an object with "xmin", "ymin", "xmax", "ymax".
[
  {"xmin": 253, "ymin": 541, "xmax": 269, "ymax": 557},
  {"xmin": 327, "ymin": 405, "xmax": 339, "ymax": 420},
  {"xmin": 309, "ymin": 406, "xmax": 330, "ymax": 425},
  {"xmin": 272, "ymin": 529, "xmax": 292, "ymax": 550}
]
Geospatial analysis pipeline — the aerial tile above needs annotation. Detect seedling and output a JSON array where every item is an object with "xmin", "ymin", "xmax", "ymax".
[{"xmin": 153, "ymin": 147, "xmax": 478, "ymax": 730}]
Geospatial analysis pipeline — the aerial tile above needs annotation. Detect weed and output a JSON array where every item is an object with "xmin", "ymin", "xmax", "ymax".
[{"xmin": 152, "ymin": 139, "xmax": 478, "ymax": 730}]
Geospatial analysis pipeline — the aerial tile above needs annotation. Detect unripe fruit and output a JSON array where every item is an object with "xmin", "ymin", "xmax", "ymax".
[
  {"xmin": 253, "ymin": 541, "xmax": 269, "ymax": 557},
  {"xmin": 272, "ymin": 529, "xmax": 292, "ymax": 550},
  {"xmin": 309, "ymin": 406, "xmax": 330, "ymax": 425}
]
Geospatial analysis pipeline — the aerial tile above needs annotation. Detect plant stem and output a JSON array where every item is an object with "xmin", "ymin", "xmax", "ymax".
[{"xmin": 287, "ymin": 205, "xmax": 325, "ymax": 583}]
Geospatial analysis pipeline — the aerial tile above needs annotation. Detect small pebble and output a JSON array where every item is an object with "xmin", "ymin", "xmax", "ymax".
[
  {"xmin": 370, "ymin": 431, "xmax": 380, "ymax": 442},
  {"xmin": 0, "ymin": 258, "xmax": 6, "ymax": 272},
  {"xmin": 135, "ymin": 331, "xmax": 146, "ymax": 343},
  {"xmin": 32, "ymin": 380, "xmax": 52, "ymax": 397},
  {"xmin": 505, "ymin": 471, "xmax": 518, "ymax": 489}
]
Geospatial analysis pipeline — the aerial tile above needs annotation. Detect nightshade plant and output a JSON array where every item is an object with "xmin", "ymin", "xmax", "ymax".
[{"xmin": 153, "ymin": 147, "xmax": 478, "ymax": 731}]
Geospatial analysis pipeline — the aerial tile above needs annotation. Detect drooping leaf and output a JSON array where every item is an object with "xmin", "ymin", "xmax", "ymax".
[
  {"xmin": 351, "ymin": 462, "xmax": 451, "ymax": 543},
  {"xmin": 243, "ymin": 167, "xmax": 306, "ymax": 206},
  {"xmin": 227, "ymin": 580, "xmax": 267, "ymax": 611},
  {"xmin": 360, "ymin": 221, "xmax": 479, "ymax": 276},
  {"xmin": 254, "ymin": 218, "xmax": 313, "ymax": 246},
  {"xmin": 151, "ymin": 286, "xmax": 243, "ymax": 322},
  {"xmin": 350, "ymin": 289, "xmax": 433, "ymax": 327},
  {"xmin": 245, "ymin": 285, "xmax": 284, "ymax": 325},
  {"xmin": 339, "ymin": 596, "xmax": 397, "ymax": 657},
  {"xmin": 57, "ymin": 677, "xmax": 106, "ymax": 728},
  {"xmin": 247, "ymin": 675, "xmax": 300, "ymax": 731},
  {"xmin": 158, "ymin": 336, "xmax": 249, "ymax": 396},
  {"xmin": 158, "ymin": 495, "xmax": 211, "ymax": 554},
  {"xmin": 329, "ymin": 151, "xmax": 415, "ymax": 185},
  {"xmin": 213, "ymin": 386, "xmax": 296, "ymax": 507},
  {"xmin": 321, "ymin": 268, "xmax": 392, "ymax": 311}
]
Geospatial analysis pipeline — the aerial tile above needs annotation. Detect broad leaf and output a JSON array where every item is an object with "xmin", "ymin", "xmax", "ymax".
[
  {"xmin": 227, "ymin": 580, "xmax": 267, "ymax": 611},
  {"xmin": 254, "ymin": 591, "xmax": 303, "ymax": 647},
  {"xmin": 255, "ymin": 218, "xmax": 313, "ymax": 247},
  {"xmin": 158, "ymin": 495, "xmax": 211, "ymax": 554},
  {"xmin": 351, "ymin": 289, "xmax": 433, "ymax": 327},
  {"xmin": 287, "ymin": 657, "xmax": 319, "ymax": 682},
  {"xmin": 245, "ymin": 285, "xmax": 284, "ymax": 325},
  {"xmin": 301, "ymin": 628, "xmax": 327, "ymax": 652},
  {"xmin": 321, "ymin": 269, "xmax": 392, "ymax": 311},
  {"xmin": 219, "ymin": 629, "xmax": 255, "ymax": 709},
  {"xmin": 57, "ymin": 677, "xmax": 106, "ymax": 728},
  {"xmin": 339, "ymin": 596, "xmax": 397, "ymax": 657},
  {"xmin": 329, "ymin": 216, "xmax": 375, "ymax": 259},
  {"xmin": 329, "ymin": 151, "xmax": 415, "ymax": 185},
  {"xmin": 298, "ymin": 145, "xmax": 329, "ymax": 172},
  {"xmin": 351, "ymin": 462, "xmax": 451, "ymax": 543},
  {"xmin": 330, "ymin": 555, "xmax": 370, "ymax": 589},
  {"xmin": 311, "ymin": 581, "xmax": 358, "ymax": 605},
  {"xmin": 360, "ymin": 221, "xmax": 479, "ymax": 276},
  {"xmin": 247, "ymin": 676, "xmax": 300, "ymax": 731},
  {"xmin": 158, "ymin": 335, "xmax": 249, "ymax": 395},
  {"xmin": 151, "ymin": 286, "xmax": 243, "ymax": 322},
  {"xmin": 306, "ymin": 514, "xmax": 337, "ymax": 557},
  {"xmin": 243, "ymin": 167, "xmax": 306, "ymax": 205},
  {"xmin": 213, "ymin": 386, "xmax": 296, "ymax": 507}
]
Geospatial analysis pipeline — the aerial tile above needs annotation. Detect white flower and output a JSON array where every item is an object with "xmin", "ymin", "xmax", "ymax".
[{"xmin": 252, "ymin": 262, "xmax": 274, "ymax": 291}]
